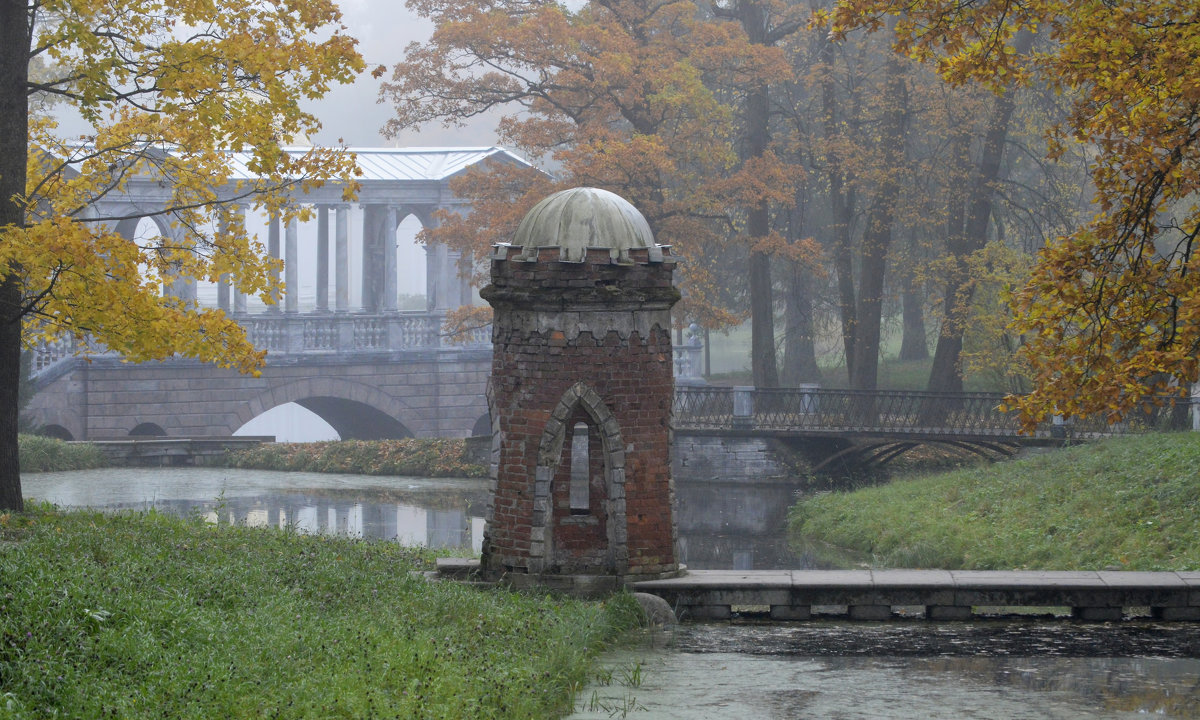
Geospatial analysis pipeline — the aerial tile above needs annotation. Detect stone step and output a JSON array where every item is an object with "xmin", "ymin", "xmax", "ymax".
[{"xmin": 632, "ymin": 569, "xmax": 1200, "ymax": 622}]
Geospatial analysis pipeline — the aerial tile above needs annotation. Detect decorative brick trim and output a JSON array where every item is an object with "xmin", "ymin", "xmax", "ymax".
[{"xmin": 525, "ymin": 381, "xmax": 629, "ymax": 574}]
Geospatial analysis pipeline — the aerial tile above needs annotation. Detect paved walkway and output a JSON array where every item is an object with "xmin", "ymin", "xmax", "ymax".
[{"xmin": 633, "ymin": 569, "xmax": 1200, "ymax": 621}]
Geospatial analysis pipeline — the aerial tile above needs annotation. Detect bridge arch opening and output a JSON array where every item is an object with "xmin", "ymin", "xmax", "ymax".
[
  {"xmin": 39, "ymin": 424, "xmax": 73, "ymax": 441},
  {"xmin": 470, "ymin": 413, "xmax": 491, "ymax": 438},
  {"xmin": 235, "ymin": 397, "xmax": 413, "ymax": 441},
  {"xmin": 129, "ymin": 422, "xmax": 167, "ymax": 437},
  {"xmin": 295, "ymin": 397, "xmax": 414, "ymax": 440}
]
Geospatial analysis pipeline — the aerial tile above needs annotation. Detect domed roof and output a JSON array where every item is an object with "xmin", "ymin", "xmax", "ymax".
[{"xmin": 512, "ymin": 187, "xmax": 659, "ymax": 263}]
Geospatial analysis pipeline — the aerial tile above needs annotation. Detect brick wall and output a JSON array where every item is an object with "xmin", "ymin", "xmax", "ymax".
[{"xmin": 481, "ymin": 245, "xmax": 680, "ymax": 579}]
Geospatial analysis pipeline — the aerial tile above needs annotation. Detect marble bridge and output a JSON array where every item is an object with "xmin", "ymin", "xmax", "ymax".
[{"xmin": 24, "ymin": 147, "xmax": 526, "ymax": 441}]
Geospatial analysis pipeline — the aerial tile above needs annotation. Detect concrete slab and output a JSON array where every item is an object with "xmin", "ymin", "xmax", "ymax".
[
  {"xmin": 788, "ymin": 571, "xmax": 877, "ymax": 606},
  {"xmin": 871, "ymin": 570, "xmax": 956, "ymax": 606},
  {"xmin": 1098, "ymin": 571, "xmax": 1189, "ymax": 606},
  {"xmin": 790, "ymin": 570, "xmax": 874, "ymax": 586},
  {"xmin": 635, "ymin": 570, "xmax": 793, "ymax": 589},
  {"xmin": 1176, "ymin": 572, "xmax": 1200, "ymax": 605},
  {"xmin": 628, "ymin": 569, "xmax": 1200, "ymax": 623}
]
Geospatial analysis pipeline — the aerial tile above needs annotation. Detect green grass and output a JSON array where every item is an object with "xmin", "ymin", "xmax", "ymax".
[
  {"xmin": 17, "ymin": 434, "xmax": 108, "ymax": 472},
  {"xmin": 0, "ymin": 505, "xmax": 641, "ymax": 719},
  {"xmin": 222, "ymin": 438, "xmax": 487, "ymax": 477},
  {"xmin": 788, "ymin": 433, "xmax": 1200, "ymax": 570}
]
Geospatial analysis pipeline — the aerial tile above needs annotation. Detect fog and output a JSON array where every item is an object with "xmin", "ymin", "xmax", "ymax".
[{"xmin": 304, "ymin": 0, "xmax": 501, "ymax": 148}]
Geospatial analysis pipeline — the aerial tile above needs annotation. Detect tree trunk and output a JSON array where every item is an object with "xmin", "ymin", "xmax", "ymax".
[
  {"xmin": 781, "ymin": 192, "xmax": 821, "ymax": 385},
  {"xmin": 0, "ymin": 0, "xmax": 29, "ymax": 511},
  {"xmin": 898, "ymin": 271, "xmax": 929, "ymax": 361},
  {"xmin": 926, "ymin": 32, "xmax": 1031, "ymax": 393},
  {"xmin": 927, "ymin": 125, "xmax": 971, "ymax": 392},
  {"xmin": 898, "ymin": 248, "xmax": 929, "ymax": 362},
  {"xmin": 820, "ymin": 36, "xmax": 857, "ymax": 384},
  {"xmin": 781, "ymin": 259, "xmax": 822, "ymax": 385},
  {"xmin": 848, "ymin": 51, "xmax": 907, "ymax": 392},
  {"xmin": 742, "ymin": 1, "xmax": 778, "ymax": 389}
]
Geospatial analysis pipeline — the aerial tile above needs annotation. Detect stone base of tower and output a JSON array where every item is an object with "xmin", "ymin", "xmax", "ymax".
[{"xmin": 438, "ymin": 557, "xmax": 688, "ymax": 599}]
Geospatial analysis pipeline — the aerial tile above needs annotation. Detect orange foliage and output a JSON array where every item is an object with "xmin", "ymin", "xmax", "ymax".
[{"xmin": 381, "ymin": 0, "xmax": 806, "ymax": 328}]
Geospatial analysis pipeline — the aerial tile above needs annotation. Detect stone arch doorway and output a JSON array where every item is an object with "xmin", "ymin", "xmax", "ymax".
[{"xmin": 531, "ymin": 382, "xmax": 628, "ymax": 575}]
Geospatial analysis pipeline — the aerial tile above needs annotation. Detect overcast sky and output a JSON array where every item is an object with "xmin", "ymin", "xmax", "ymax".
[{"xmin": 304, "ymin": 0, "xmax": 502, "ymax": 149}]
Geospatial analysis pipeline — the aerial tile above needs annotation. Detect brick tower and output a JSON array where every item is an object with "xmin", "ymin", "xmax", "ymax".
[{"xmin": 479, "ymin": 187, "xmax": 682, "ymax": 590}]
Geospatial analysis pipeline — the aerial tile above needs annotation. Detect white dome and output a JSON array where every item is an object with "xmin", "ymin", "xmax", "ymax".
[{"xmin": 512, "ymin": 187, "xmax": 657, "ymax": 263}]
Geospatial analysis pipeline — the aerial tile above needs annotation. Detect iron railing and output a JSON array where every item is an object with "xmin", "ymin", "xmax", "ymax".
[{"xmin": 673, "ymin": 386, "xmax": 1194, "ymax": 440}]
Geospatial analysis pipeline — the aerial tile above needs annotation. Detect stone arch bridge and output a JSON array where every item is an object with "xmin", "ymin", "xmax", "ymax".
[{"xmin": 27, "ymin": 331, "xmax": 493, "ymax": 441}]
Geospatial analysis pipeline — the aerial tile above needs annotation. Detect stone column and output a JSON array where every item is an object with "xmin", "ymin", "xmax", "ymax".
[
  {"xmin": 361, "ymin": 205, "xmax": 378, "ymax": 312},
  {"xmin": 316, "ymin": 205, "xmax": 330, "ymax": 312},
  {"xmin": 424, "ymin": 244, "xmax": 440, "ymax": 311},
  {"xmin": 285, "ymin": 216, "xmax": 299, "ymax": 313},
  {"xmin": 232, "ymin": 205, "xmax": 247, "ymax": 314},
  {"xmin": 216, "ymin": 210, "xmax": 231, "ymax": 311},
  {"xmin": 335, "ymin": 205, "xmax": 349, "ymax": 312},
  {"xmin": 383, "ymin": 206, "xmax": 399, "ymax": 312},
  {"xmin": 267, "ymin": 213, "xmax": 281, "ymax": 312},
  {"xmin": 427, "ymin": 243, "xmax": 463, "ymax": 312}
]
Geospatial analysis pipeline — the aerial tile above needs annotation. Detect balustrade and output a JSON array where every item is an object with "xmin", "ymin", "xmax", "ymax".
[
  {"xmin": 235, "ymin": 311, "xmax": 480, "ymax": 354},
  {"xmin": 674, "ymin": 386, "xmax": 1193, "ymax": 441}
]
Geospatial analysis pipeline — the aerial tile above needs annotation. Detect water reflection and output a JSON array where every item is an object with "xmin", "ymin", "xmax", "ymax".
[
  {"xmin": 21, "ymin": 467, "xmax": 489, "ymax": 551},
  {"xmin": 676, "ymin": 482, "xmax": 815, "ymax": 570},
  {"xmin": 569, "ymin": 623, "xmax": 1200, "ymax": 719},
  {"xmin": 23, "ymin": 468, "xmax": 812, "ymax": 568}
]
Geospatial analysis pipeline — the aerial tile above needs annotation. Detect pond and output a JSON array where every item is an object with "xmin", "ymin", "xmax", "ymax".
[{"xmin": 21, "ymin": 468, "xmax": 1200, "ymax": 718}]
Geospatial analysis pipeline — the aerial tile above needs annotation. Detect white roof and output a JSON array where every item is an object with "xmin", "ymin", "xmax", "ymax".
[{"xmin": 228, "ymin": 146, "xmax": 532, "ymax": 183}]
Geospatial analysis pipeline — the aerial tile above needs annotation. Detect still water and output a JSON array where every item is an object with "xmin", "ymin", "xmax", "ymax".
[
  {"xmin": 21, "ymin": 467, "xmax": 491, "ymax": 551},
  {"xmin": 21, "ymin": 469, "xmax": 1200, "ymax": 718}
]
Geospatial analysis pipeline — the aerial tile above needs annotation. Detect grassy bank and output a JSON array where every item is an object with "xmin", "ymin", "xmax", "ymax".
[
  {"xmin": 222, "ymin": 438, "xmax": 487, "ymax": 478},
  {"xmin": 0, "ymin": 505, "xmax": 639, "ymax": 719},
  {"xmin": 17, "ymin": 434, "xmax": 108, "ymax": 472},
  {"xmin": 789, "ymin": 433, "xmax": 1200, "ymax": 571}
]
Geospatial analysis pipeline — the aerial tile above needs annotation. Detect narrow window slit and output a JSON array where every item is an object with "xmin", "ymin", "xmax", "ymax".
[{"xmin": 569, "ymin": 421, "xmax": 590, "ymax": 514}]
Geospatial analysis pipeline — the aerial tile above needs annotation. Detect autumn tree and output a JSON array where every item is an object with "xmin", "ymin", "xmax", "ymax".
[
  {"xmin": 0, "ymin": 0, "xmax": 364, "ymax": 511},
  {"xmin": 381, "ymin": 0, "xmax": 811, "ymax": 385},
  {"xmin": 827, "ymin": 0, "xmax": 1200, "ymax": 425}
]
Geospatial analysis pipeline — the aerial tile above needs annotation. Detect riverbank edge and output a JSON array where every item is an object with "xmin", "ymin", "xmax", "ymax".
[
  {"xmin": 0, "ymin": 504, "xmax": 644, "ymax": 719},
  {"xmin": 218, "ymin": 437, "xmax": 488, "ymax": 478},
  {"xmin": 16, "ymin": 435, "xmax": 488, "ymax": 478},
  {"xmin": 788, "ymin": 432, "xmax": 1200, "ymax": 571},
  {"xmin": 18, "ymin": 433, "xmax": 108, "ymax": 472}
]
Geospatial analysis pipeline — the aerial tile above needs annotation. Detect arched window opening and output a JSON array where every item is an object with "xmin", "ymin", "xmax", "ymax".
[{"xmin": 569, "ymin": 421, "xmax": 590, "ymax": 514}]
